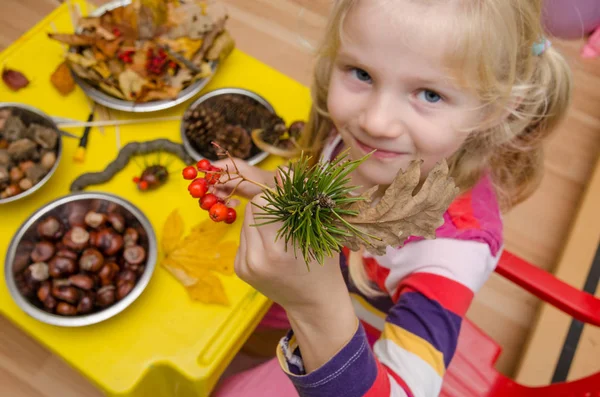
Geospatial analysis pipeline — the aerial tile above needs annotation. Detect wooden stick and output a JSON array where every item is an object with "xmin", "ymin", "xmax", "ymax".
[{"xmin": 56, "ymin": 115, "xmax": 181, "ymax": 129}]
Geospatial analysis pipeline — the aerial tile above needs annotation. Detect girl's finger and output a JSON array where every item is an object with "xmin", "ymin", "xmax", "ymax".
[{"xmin": 234, "ymin": 218, "xmax": 248, "ymax": 277}]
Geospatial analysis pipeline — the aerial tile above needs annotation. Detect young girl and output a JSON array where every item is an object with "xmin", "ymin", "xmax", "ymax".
[{"xmin": 212, "ymin": 0, "xmax": 572, "ymax": 395}]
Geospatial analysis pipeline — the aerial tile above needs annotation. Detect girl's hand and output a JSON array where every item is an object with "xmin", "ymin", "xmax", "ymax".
[
  {"xmin": 211, "ymin": 157, "xmax": 276, "ymax": 200},
  {"xmin": 235, "ymin": 194, "xmax": 358, "ymax": 372}
]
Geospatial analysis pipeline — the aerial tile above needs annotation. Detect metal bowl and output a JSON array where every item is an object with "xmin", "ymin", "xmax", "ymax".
[
  {"xmin": 0, "ymin": 103, "xmax": 63, "ymax": 205},
  {"xmin": 4, "ymin": 192, "xmax": 157, "ymax": 327},
  {"xmin": 180, "ymin": 87, "xmax": 272, "ymax": 166},
  {"xmin": 70, "ymin": 0, "xmax": 218, "ymax": 113}
]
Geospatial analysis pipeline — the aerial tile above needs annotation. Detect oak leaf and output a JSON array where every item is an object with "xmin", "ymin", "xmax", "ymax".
[{"xmin": 340, "ymin": 159, "xmax": 459, "ymax": 255}]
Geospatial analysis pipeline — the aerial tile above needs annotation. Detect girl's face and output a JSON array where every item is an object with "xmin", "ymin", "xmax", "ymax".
[{"xmin": 327, "ymin": 0, "xmax": 484, "ymax": 188}]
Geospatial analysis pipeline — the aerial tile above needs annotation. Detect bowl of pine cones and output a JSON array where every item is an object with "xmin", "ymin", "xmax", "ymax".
[{"xmin": 180, "ymin": 88, "xmax": 282, "ymax": 165}]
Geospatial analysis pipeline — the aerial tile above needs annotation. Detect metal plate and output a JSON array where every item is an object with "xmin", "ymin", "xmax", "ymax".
[
  {"xmin": 0, "ymin": 103, "xmax": 63, "ymax": 205},
  {"xmin": 4, "ymin": 191, "xmax": 157, "ymax": 327},
  {"xmin": 71, "ymin": 0, "xmax": 218, "ymax": 113},
  {"xmin": 180, "ymin": 87, "xmax": 273, "ymax": 166}
]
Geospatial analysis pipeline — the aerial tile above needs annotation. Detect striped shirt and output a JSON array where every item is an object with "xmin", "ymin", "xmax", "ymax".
[{"xmin": 275, "ymin": 134, "xmax": 504, "ymax": 396}]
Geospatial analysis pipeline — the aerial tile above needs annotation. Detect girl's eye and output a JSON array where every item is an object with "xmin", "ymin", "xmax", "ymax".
[
  {"xmin": 417, "ymin": 89, "xmax": 443, "ymax": 104},
  {"xmin": 350, "ymin": 68, "xmax": 372, "ymax": 83}
]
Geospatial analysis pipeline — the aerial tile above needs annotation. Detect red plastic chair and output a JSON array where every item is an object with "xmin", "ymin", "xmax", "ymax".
[{"xmin": 442, "ymin": 250, "xmax": 600, "ymax": 396}]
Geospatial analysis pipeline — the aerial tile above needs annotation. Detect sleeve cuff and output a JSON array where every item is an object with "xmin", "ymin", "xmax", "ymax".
[{"xmin": 276, "ymin": 322, "xmax": 380, "ymax": 396}]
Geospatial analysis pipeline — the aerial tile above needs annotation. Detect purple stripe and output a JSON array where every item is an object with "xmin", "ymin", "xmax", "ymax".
[
  {"xmin": 285, "ymin": 324, "xmax": 379, "ymax": 397},
  {"xmin": 387, "ymin": 291, "xmax": 462, "ymax": 367}
]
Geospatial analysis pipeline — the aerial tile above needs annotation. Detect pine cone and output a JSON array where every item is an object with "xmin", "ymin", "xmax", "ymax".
[
  {"xmin": 183, "ymin": 105, "xmax": 225, "ymax": 153},
  {"xmin": 204, "ymin": 94, "xmax": 273, "ymax": 129},
  {"xmin": 213, "ymin": 125, "xmax": 252, "ymax": 159}
]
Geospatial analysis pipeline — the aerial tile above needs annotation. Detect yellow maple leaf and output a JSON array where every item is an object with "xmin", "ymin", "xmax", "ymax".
[
  {"xmin": 162, "ymin": 209, "xmax": 185, "ymax": 254},
  {"xmin": 160, "ymin": 211, "xmax": 235, "ymax": 306}
]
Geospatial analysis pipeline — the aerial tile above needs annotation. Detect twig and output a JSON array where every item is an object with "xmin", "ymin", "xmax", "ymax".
[{"xmin": 56, "ymin": 115, "xmax": 181, "ymax": 129}]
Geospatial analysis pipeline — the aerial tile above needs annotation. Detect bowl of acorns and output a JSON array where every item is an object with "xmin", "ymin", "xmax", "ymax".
[
  {"xmin": 0, "ymin": 103, "xmax": 62, "ymax": 204},
  {"xmin": 4, "ymin": 192, "xmax": 157, "ymax": 327}
]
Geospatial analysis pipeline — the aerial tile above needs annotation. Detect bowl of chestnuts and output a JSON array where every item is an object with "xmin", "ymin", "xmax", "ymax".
[
  {"xmin": 0, "ymin": 102, "xmax": 63, "ymax": 204},
  {"xmin": 4, "ymin": 191, "xmax": 157, "ymax": 327}
]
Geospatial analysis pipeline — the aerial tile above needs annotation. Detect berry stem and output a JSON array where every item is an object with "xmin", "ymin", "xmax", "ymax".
[{"xmin": 211, "ymin": 142, "xmax": 275, "ymax": 194}]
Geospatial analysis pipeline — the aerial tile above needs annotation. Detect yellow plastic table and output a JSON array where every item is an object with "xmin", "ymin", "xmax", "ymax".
[{"xmin": 0, "ymin": 2, "xmax": 311, "ymax": 396}]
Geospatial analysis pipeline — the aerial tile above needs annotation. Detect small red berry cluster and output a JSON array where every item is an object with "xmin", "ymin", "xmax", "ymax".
[{"xmin": 182, "ymin": 159, "xmax": 237, "ymax": 224}]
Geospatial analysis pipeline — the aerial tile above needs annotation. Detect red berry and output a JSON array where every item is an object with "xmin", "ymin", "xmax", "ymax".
[
  {"xmin": 205, "ymin": 166, "xmax": 221, "ymax": 185},
  {"xmin": 209, "ymin": 203, "xmax": 228, "ymax": 222},
  {"xmin": 225, "ymin": 208, "xmax": 237, "ymax": 224},
  {"xmin": 188, "ymin": 178, "xmax": 208, "ymax": 191},
  {"xmin": 200, "ymin": 193, "xmax": 219, "ymax": 210},
  {"xmin": 197, "ymin": 159, "xmax": 211, "ymax": 172},
  {"xmin": 189, "ymin": 182, "xmax": 207, "ymax": 199},
  {"xmin": 182, "ymin": 166, "xmax": 198, "ymax": 180},
  {"xmin": 132, "ymin": 176, "xmax": 140, "ymax": 183},
  {"xmin": 138, "ymin": 181, "xmax": 149, "ymax": 191}
]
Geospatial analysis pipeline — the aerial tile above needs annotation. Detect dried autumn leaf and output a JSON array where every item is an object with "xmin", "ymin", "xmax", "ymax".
[
  {"xmin": 169, "ymin": 68, "xmax": 193, "ymax": 90},
  {"xmin": 99, "ymin": 82, "xmax": 126, "ymax": 99},
  {"xmin": 96, "ymin": 37, "xmax": 123, "ymax": 57},
  {"xmin": 168, "ymin": 241, "xmax": 237, "ymax": 276},
  {"xmin": 162, "ymin": 208, "xmax": 184, "ymax": 254},
  {"xmin": 136, "ymin": 86, "xmax": 180, "ymax": 102},
  {"xmin": 66, "ymin": 52, "xmax": 97, "ymax": 68},
  {"xmin": 2, "ymin": 68, "xmax": 29, "ymax": 91},
  {"xmin": 50, "ymin": 61, "xmax": 75, "ymax": 95},
  {"xmin": 340, "ymin": 159, "xmax": 459, "ymax": 255},
  {"xmin": 118, "ymin": 69, "xmax": 147, "ymax": 99},
  {"xmin": 47, "ymin": 33, "xmax": 96, "ymax": 46},
  {"xmin": 205, "ymin": 30, "xmax": 235, "ymax": 62}
]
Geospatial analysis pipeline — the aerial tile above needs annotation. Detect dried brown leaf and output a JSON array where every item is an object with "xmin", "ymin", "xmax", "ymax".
[
  {"xmin": 118, "ymin": 69, "xmax": 147, "ymax": 100},
  {"xmin": 205, "ymin": 30, "xmax": 235, "ymax": 62},
  {"xmin": 47, "ymin": 33, "xmax": 96, "ymax": 46},
  {"xmin": 2, "ymin": 68, "xmax": 29, "ymax": 91},
  {"xmin": 340, "ymin": 159, "xmax": 459, "ymax": 255},
  {"xmin": 50, "ymin": 61, "xmax": 75, "ymax": 96}
]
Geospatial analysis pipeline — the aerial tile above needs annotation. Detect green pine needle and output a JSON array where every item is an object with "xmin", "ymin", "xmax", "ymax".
[{"xmin": 251, "ymin": 150, "xmax": 373, "ymax": 269}]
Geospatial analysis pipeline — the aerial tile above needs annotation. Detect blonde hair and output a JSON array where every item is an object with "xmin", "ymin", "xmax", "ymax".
[{"xmin": 299, "ymin": 0, "xmax": 573, "ymax": 298}]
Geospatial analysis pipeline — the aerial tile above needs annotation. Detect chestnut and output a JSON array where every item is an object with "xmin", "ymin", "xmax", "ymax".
[
  {"xmin": 96, "ymin": 285, "xmax": 116, "ymax": 307},
  {"xmin": 98, "ymin": 230, "xmax": 124, "ymax": 256},
  {"xmin": 51, "ymin": 285, "xmax": 80, "ymax": 304},
  {"xmin": 123, "ymin": 227, "xmax": 139, "ymax": 247},
  {"xmin": 62, "ymin": 226, "xmax": 90, "ymax": 251},
  {"xmin": 79, "ymin": 248, "xmax": 104, "ymax": 272},
  {"xmin": 68, "ymin": 274, "xmax": 95, "ymax": 290},
  {"xmin": 56, "ymin": 302, "xmax": 77, "ymax": 316},
  {"xmin": 15, "ymin": 272, "xmax": 36, "ymax": 297},
  {"xmin": 107, "ymin": 213, "xmax": 125, "ymax": 233},
  {"xmin": 77, "ymin": 291, "xmax": 95, "ymax": 314},
  {"xmin": 98, "ymin": 262, "xmax": 119, "ymax": 286},
  {"xmin": 18, "ymin": 178, "xmax": 33, "ymax": 191},
  {"xmin": 48, "ymin": 256, "xmax": 77, "ymax": 278},
  {"xmin": 42, "ymin": 295, "xmax": 58, "ymax": 311},
  {"xmin": 55, "ymin": 249, "xmax": 78, "ymax": 260},
  {"xmin": 117, "ymin": 281, "xmax": 134, "ymax": 300},
  {"xmin": 37, "ymin": 280, "xmax": 52, "ymax": 302},
  {"xmin": 84, "ymin": 211, "xmax": 106, "ymax": 228},
  {"xmin": 116, "ymin": 270, "xmax": 137, "ymax": 287},
  {"xmin": 30, "ymin": 241, "xmax": 55, "ymax": 263},
  {"xmin": 37, "ymin": 216, "xmax": 63, "ymax": 239},
  {"xmin": 89, "ymin": 230, "xmax": 99, "ymax": 247},
  {"xmin": 28, "ymin": 262, "xmax": 49, "ymax": 282},
  {"xmin": 18, "ymin": 160, "xmax": 35, "ymax": 172},
  {"xmin": 123, "ymin": 245, "xmax": 146, "ymax": 265}
]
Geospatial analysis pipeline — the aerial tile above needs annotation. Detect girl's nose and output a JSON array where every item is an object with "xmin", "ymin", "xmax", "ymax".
[{"xmin": 358, "ymin": 93, "xmax": 404, "ymax": 139}]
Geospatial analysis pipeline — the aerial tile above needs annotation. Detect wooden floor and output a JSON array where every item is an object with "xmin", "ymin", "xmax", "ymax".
[{"xmin": 1, "ymin": 1, "xmax": 599, "ymax": 395}]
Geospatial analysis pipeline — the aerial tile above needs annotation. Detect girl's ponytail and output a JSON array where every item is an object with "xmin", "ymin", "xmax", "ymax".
[{"xmin": 490, "ymin": 45, "xmax": 573, "ymax": 208}]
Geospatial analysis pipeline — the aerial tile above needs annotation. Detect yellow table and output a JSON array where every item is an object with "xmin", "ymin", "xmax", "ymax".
[{"xmin": 0, "ymin": 2, "xmax": 311, "ymax": 396}]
